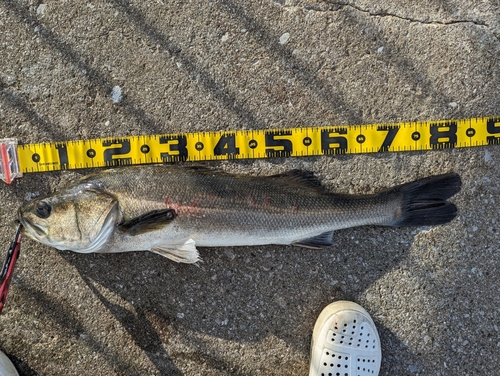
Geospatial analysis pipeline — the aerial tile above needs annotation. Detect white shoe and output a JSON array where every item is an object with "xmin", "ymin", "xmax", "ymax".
[
  {"xmin": 0, "ymin": 350, "xmax": 18, "ymax": 376},
  {"xmin": 309, "ymin": 301, "xmax": 381, "ymax": 376}
]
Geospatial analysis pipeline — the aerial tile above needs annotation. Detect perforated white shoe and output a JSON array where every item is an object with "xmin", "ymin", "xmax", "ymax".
[
  {"xmin": 309, "ymin": 301, "xmax": 381, "ymax": 376},
  {"xmin": 0, "ymin": 350, "xmax": 18, "ymax": 376}
]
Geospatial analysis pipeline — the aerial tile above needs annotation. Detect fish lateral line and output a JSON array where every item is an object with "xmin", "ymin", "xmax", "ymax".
[{"xmin": 17, "ymin": 166, "xmax": 462, "ymax": 263}]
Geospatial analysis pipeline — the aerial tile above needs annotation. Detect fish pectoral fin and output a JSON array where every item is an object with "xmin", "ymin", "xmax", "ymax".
[
  {"xmin": 118, "ymin": 209, "xmax": 176, "ymax": 236},
  {"xmin": 293, "ymin": 231, "xmax": 334, "ymax": 249},
  {"xmin": 151, "ymin": 239, "xmax": 200, "ymax": 264}
]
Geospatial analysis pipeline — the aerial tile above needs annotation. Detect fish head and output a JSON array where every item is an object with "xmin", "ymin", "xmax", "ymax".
[{"xmin": 18, "ymin": 184, "xmax": 120, "ymax": 253}]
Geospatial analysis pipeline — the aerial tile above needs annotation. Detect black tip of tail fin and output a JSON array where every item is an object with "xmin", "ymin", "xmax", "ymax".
[{"xmin": 393, "ymin": 173, "xmax": 462, "ymax": 227}]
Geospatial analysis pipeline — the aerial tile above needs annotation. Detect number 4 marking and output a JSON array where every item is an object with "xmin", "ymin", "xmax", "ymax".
[{"xmin": 214, "ymin": 134, "xmax": 240, "ymax": 156}]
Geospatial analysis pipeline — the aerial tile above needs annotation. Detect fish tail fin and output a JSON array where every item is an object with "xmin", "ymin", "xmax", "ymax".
[{"xmin": 392, "ymin": 173, "xmax": 461, "ymax": 227}]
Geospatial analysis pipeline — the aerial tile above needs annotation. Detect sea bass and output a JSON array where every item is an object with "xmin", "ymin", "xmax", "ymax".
[{"xmin": 18, "ymin": 166, "xmax": 461, "ymax": 263}]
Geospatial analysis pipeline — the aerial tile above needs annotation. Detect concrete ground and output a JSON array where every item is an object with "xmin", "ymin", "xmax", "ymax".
[{"xmin": 1, "ymin": 0, "xmax": 499, "ymax": 375}]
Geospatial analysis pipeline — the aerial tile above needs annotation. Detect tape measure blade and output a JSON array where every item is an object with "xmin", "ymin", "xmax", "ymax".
[{"xmin": 12, "ymin": 115, "xmax": 500, "ymax": 174}]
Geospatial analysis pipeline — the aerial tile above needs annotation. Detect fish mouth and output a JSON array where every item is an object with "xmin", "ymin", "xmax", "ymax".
[{"xmin": 18, "ymin": 212, "xmax": 47, "ymax": 238}]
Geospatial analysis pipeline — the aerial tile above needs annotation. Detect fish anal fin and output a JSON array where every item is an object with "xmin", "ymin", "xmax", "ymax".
[
  {"xmin": 293, "ymin": 231, "xmax": 334, "ymax": 249},
  {"xmin": 118, "ymin": 209, "xmax": 176, "ymax": 236},
  {"xmin": 151, "ymin": 239, "xmax": 200, "ymax": 264}
]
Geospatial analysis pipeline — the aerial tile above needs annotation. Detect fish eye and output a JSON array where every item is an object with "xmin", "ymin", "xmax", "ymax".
[{"xmin": 36, "ymin": 202, "xmax": 51, "ymax": 219}]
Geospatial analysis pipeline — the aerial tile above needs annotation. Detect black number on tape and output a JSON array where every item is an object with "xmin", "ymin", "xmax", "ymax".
[
  {"xmin": 265, "ymin": 131, "xmax": 293, "ymax": 157},
  {"xmin": 429, "ymin": 122, "xmax": 457, "ymax": 149},
  {"xmin": 214, "ymin": 134, "xmax": 240, "ymax": 157},
  {"xmin": 486, "ymin": 118, "xmax": 500, "ymax": 145},
  {"xmin": 159, "ymin": 135, "xmax": 188, "ymax": 162},
  {"xmin": 321, "ymin": 128, "xmax": 348, "ymax": 155},
  {"xmin": 377, "ymin": 126, "xmax": 399, "ymax": 152},
  {"xmin": 103, "ymin": 139, "xmax": 132, "ymax": 166},
  {"xmin": 55, "ymin": 144, "xmax": 69, "ymax": 169}
]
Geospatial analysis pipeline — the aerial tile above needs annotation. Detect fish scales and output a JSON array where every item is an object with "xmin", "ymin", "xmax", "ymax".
[
  {"xmin": 18, "ymin": 166, "xmax": 461, "ymax": 263},
  {"xmin": 85, "ymin": 167, "xmax": 399, "ymax": 244}
]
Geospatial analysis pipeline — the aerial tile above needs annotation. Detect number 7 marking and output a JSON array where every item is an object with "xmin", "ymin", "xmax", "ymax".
[{"xmin": 377, "ymin": 126, "xmax": 399, "ymax": 152}]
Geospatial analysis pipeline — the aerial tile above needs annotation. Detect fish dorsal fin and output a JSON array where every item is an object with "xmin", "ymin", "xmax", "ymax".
[
  {"xmin": 293, "ymin": 231, "xmax": 334, "ymax": 249},
  {"xmin": 118, "ymin": 209, "xmax": 176, "ymax": 236},
  {"xmin": 270, "ymin": 170, "xmax": 324, "ymax": 189},
  {"xmin": 183, "ymin": 165, "xmax": 218, "ymax": 172},
  {"xmin": 151, "ymin": 239, "xmax": 200, "ymax": 264}
]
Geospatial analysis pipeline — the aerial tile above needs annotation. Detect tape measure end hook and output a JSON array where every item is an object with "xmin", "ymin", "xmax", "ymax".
[{"xmin": 0, "ymin": 139, "xmax": 22, "ymax": 184}]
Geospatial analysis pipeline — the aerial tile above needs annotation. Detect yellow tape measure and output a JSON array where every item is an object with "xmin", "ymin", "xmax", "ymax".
[{"xmin": 14, "ymin": 115, "xmax": 500, "ymax": 173}]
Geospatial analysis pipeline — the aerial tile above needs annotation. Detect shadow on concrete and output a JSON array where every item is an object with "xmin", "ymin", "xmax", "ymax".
[
  {"xmin": 110, "ymin": 0, "xmax": 267, "ymax": 129},
  {"xmin": 61, "ymin": 226, "xmax": 424, "ymax": 374},
  {"xmin": 0, "ymin": 77, "xmax": 67, "ymax": 142},
  {"xmin": 13, "ymin": 279, "xmax": 171, "ymax": 375},
  {"xmin": 1, "ymin": 0, "xmax": 162, "ymax": 136},
  {"xmin": 8, "ymin": 353, "xmax": 39, "ymax": 376},
  {"xmin": 218, "ymin": 0, "xmax": 364, "ymax": 125},
  {"xmin": 80, "ymin": 274, "xmax": 183, "ymax": 376}
]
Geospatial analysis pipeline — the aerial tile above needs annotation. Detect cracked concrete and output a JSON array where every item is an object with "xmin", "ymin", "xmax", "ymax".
[
  {"xmin": 0, "ymin": 0, "xmax": 499, "ymax": 375},
  {"xmin": 277, "ymin": 0, "xmax": 496, "ymax": 28}
]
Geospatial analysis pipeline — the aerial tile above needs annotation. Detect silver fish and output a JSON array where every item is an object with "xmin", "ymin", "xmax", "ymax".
[{"xmin": 18, "ymin": 166, "xmax": 461, "ymax": 263}]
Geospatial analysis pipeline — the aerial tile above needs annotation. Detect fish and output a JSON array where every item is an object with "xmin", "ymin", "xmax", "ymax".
[{"xmin": 18, "ymin": 166, "xmax": 461, "ymax": 264}]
